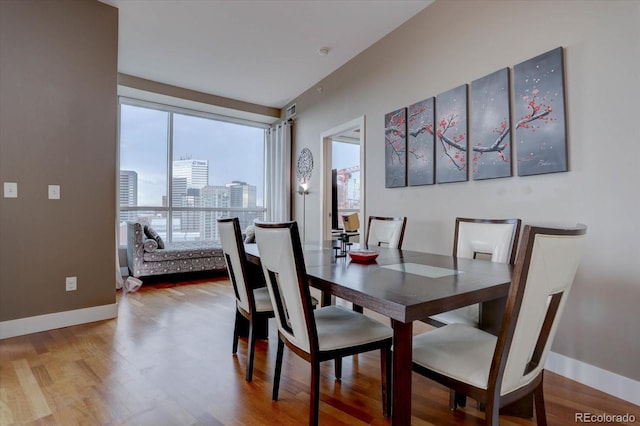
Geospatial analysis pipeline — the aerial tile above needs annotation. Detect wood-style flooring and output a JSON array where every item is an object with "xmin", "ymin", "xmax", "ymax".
[{"xmin": 1, "ymin": 277, "xmax": 638, "ymax": 425}]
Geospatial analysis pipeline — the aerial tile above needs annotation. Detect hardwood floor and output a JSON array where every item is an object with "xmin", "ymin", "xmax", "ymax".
[{"xmin": 1, "ymin": 277, "xmax": 638, "ymax": 425}]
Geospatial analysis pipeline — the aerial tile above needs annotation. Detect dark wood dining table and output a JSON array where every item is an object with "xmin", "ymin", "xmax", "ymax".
[{"xmin": 244, "ymin": 241, "xmax": 513, "ymax": 426}]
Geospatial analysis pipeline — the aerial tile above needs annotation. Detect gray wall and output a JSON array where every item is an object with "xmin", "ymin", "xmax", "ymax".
[
  {"xmin": 0, "ymin": 1, "xmax": 118, "ymax": 320},
  {"xmin": 289, "ymin": 0, "xmax": 640, "ymax": 381}
]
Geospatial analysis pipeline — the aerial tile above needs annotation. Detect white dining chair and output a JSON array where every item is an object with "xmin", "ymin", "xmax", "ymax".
[
  {"xmin": 255, "ymin": 221, "xmax": 393, "ymax": 426},
  {"xmin": 427, "ymin": 217, "xmax": 521, "ymax": 328},
  {"xmin": 365, "ymin": 216, "xmax": 407, "ymax": 249},
  {"xmin": 412, "ymin": 224, "xmax": 587, "ymax": 425},
  {"xmin": 217, "ymin": 217, "xmax": 274, "ymax": 382},
  {"xmin": 349, "ymin": 215, "xmax": 408, "ymax": 314}
]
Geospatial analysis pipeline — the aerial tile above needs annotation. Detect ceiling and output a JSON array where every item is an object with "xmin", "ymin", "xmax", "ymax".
[{"xmin": 100, "ymin": 0, "xmax": 433, "ymax": 110}]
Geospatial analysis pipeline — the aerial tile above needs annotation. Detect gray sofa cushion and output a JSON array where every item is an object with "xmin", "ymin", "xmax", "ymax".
[
  {"xmin": 144, "ymin": 225, "xmax": 165, "ymax": 249},
  {"xmin": 142, "ymin": 241, "xmax": 222, "ymax": 262}
]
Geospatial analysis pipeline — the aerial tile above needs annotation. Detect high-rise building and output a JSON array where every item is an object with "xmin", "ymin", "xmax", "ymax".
[
  {"xmin": 119, "ymin": 170, "xmax": 137, "ymax": 222},
  {"xmin": 201, "ymin": 185, "xmax": 230, "ymax": 240},
  {"xmin": 226, "ymin": 181, "xmax": 256, "ymax": 208},
  {"xmin": 172, "ymin": 159, "xmax": 209, "ymax": 233},
  {"xmin": 173, "ymin": 159, "xmax": 208, "ymax": 189},
  {"xmin": 226, "ymin": 181, "xmax": 260, "ymax": 231}
]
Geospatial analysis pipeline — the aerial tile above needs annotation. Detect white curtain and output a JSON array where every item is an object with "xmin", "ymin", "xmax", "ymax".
[
  {"xmin": 264, "ymin": 120, "xmax": 292, "ymax": 222},
  {"xmin": 115, "ymin": 233, "xmax": 124, "ymax": 289}
]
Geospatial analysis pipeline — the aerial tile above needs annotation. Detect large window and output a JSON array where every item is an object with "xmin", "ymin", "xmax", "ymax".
[{"xmin": 119, "ymin": 100, "xmax": 267, "ymax": 245}]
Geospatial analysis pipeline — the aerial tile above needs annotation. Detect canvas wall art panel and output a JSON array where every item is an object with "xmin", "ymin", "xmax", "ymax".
[
  {"xmin": 470, "ymin": 68, "xmax": 512, "ymax": 180},
  {"xmin": 514, "ymin": 47, "xmax": 567, "ymax": 176},
  {"xmin": 384, "ymin": 107, "xmax": 407, "ymax": 187},
  {"xmin": 407, "ymin": 97, "xmax": 435, "ymax": 186},
  {"xmin": 435, "ymin": 84, "xmax": 468, "ymax": 183}
]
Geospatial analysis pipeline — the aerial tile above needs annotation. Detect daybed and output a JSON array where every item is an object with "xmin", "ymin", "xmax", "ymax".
[{"xmin": 126, "ymin": 222, "xmax": 226, "ymax": 279}]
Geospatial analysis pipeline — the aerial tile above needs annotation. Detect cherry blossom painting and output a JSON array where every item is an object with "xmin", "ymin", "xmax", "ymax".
[
  {"xmin": 470, "ymin": 68, "xmax": 512, "ymax": 180},
  {"xmin": 408, "ymin": 97, "xmax": 435, "ymax": 186},
  {"xmin": 514, "ymin": 47, "xmax": 567, "ymax": 176},
  {"xmin": 384, "ymin": 107, "xmax": 407, "ymax": 187},
  {"xmin": 435, "ymin": 84, "xmax": 468, "ymax": 183}
]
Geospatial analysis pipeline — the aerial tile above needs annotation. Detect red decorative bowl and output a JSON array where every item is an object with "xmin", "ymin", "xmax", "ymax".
[{"xmin": 349, "ymin": 250, "xmax": 379, "ymax": 263}]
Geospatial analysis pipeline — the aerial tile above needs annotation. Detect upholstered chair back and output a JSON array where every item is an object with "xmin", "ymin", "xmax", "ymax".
[
  {"xmin": 255, "ymin": 222, "xmax": 316, "ymax": 353},
  {"xmin": 218, "ymin": 218, "xmax": 252, "ymax": 313},
  {"xmin": 498, "ymin": 225, "xmax": 586, "ymax": 395},
  {"xmin": 366, "ymin": 216, "xmax": 407, "ymax": 249},
  {"xmin": 455, "ymin": 218, "xmax": 521, "ymax": 264}
]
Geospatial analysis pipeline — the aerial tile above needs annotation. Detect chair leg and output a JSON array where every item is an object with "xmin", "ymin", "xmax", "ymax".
[
  {"xmin": 334, "ymin": 357, "xmax": 342, "ymax": 380},
  {"xmin": 272, "ymin": 338, "xmax": 284, "ymax": 401},
  {"xmin": 381, "ymin": 346, "xmax": 392, "ymax": 417},
  {"xmin": 232, "ymin": 310, "xmax": 241, "ymax": 354},
  {"xmin": 352, "ymin": 304, "xmax": 364, "ymax": 313},
  {"xmin": 454, "ymin": 390, "xmax": 468, "ymax": 408},
  {"xmin": 245, "ymin": 320, "xmax": 256, "ymax": 382},
  {"xmin": 485, "ymin": 399, "xmax": 500, "ymax": 426},
  {"xmin": 448, "ymin": 390, "xmax": 468, "ymax": 410},
  {"xmin": 534, "ymin": 381, "xmax": 547, "ymax": 426},
  {"xmin": 310, "ymin": 361, "xmax": 320, "ymax": 426}
]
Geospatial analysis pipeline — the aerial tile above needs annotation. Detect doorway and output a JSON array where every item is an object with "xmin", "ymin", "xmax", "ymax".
[{"xmin": 320, "ymin": 116, "xmax": 365, "ymax": 240}]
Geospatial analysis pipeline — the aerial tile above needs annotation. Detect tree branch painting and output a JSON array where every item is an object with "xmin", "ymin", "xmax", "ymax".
[
  {"xmin": 384, "ymin": 107, "xmax": 407, "ymax": 187},
  {"xmin": 382, "ymin": 47, "xmax": 567, "ymax": 189},
  {"xmin": 435, "ymin": 84, "xmax": 468, "ymax": 183},
  {"xmin": 408, "ymin": 97, "xmax": 435, "ymax": 185},
  {"xmin": 470, "ymin": 67, "xmax": 512, "ymax": 180},
  {"xmin": 514, "ymin": 47, "xmax": 567, "ymax": 176}
]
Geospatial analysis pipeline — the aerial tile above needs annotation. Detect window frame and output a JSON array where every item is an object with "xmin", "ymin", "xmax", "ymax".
[{"xmin": 117, "ymin": 96, "xmax": 270, "ymax": 245}]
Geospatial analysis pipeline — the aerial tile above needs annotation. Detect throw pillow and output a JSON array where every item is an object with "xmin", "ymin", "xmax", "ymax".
[
  {"xmin": 143, "ymin": 238, "xmax": 158, "ymax": 253},
  {"xmin": 144, "ymin": 225, "xmax": 165, "ymax": 249},
  {"xmin": 244, "ymin": 225, "xmax": 256, "ymax": 244}
]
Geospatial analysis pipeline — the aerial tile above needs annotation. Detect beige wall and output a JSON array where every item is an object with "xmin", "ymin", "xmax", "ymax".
[
  {"xmin": 289, "ymin": 0, "xmax": 640, "ymax": 381},
  {"xmin": 0, "ymin": 1, "xmax": 118, "ymax": 320}
]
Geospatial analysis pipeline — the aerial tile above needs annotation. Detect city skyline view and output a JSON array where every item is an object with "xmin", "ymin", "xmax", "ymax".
[
  {"xmin": 118, "ymin": 103, "xmax": 362, "ymax": 242},
  {"xmin": 119, "ymin": 104, "xmax": 266, "ymax": 207}
]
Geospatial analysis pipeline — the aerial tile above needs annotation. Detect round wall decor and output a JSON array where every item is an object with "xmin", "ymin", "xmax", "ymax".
[{"xmin": 296, "ymin": 148, "xmax": 314, "ymax": 184}]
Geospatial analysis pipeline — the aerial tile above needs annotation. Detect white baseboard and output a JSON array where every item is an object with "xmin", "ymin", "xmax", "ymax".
[
  {"xmin": 545, "ymin": 351, "xmax": 640, "ymax": 406},
  {"xmin": 0, "ymin": 304, "xmax": 118, "ymax": 339}
]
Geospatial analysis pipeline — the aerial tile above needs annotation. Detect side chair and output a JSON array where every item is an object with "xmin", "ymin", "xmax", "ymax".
[
  {"xmin": 353, "ymin": 215, "xmax": 408, "ymax": 313},
  {"xmin": 365, "ymin": 215, "xmax": 407, "ymax": 249},
  {"xmin": 426, "ymin": 217, "xmax": 521, "ymax": 328},
  {"xmin": 254, "ymin": 221, "xmax": 393, "ymax": 426},
  {"xmin": 412, "ymin": 224, "xmax": 587, "ymax": 425},
  {"xmin": 217, "ymin": 217, "xmax": 274, "ymax": 382}
]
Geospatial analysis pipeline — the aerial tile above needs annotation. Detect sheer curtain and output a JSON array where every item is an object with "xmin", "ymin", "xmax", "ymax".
[
  {"xmin": 115, "ymin": 231, "xmax": 124, "ymax": 289},
  {"xmin": 264, "ymin": 120, "xmax": 292, "ymax": 222}
]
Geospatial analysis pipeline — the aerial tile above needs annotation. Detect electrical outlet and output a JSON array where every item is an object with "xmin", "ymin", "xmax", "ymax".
[
  {"xmin": 4, "ymin": 182, "xmax": 18, "ymax": 198},
  {"xmin": 48, "ymin": 185, "xmax": 60, "ymax": 200},
  {"xmin": 66, "ymin": 276, "xmax": 77, "ymax": 291}
]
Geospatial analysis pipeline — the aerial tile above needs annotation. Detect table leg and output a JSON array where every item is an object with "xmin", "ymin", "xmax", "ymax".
[
  {"xmin": 321, "ymin": 291, "xmax": 332, "ymax": 307},
  {"xmin": 479, "ymin": 296, "xmax": 506, "ymax": 335},
  {"xmin": 501, "ymin": 393, "xmax": 534, "ymax": 418},
  {"xmin": 391, "ymin": 320, "xmax": 413, "ymax": 426}
]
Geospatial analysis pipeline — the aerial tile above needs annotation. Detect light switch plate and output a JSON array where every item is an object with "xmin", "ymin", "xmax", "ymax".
[
  {"xmin": 4, "ymin": 182, "xmax": 18, "ymax": 198},
  {"xmin": 66, "ymin": 276, "xmax": 77, "ymax": 291},
  {"xmin": 48, "ymin": 185, "xmax": 60, "ymax": 200}
]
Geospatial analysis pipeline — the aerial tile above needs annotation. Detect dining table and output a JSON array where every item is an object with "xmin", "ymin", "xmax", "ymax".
[{"xmin": 244, "ymin": 241, "xmax": 514, "ymax": 426}]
